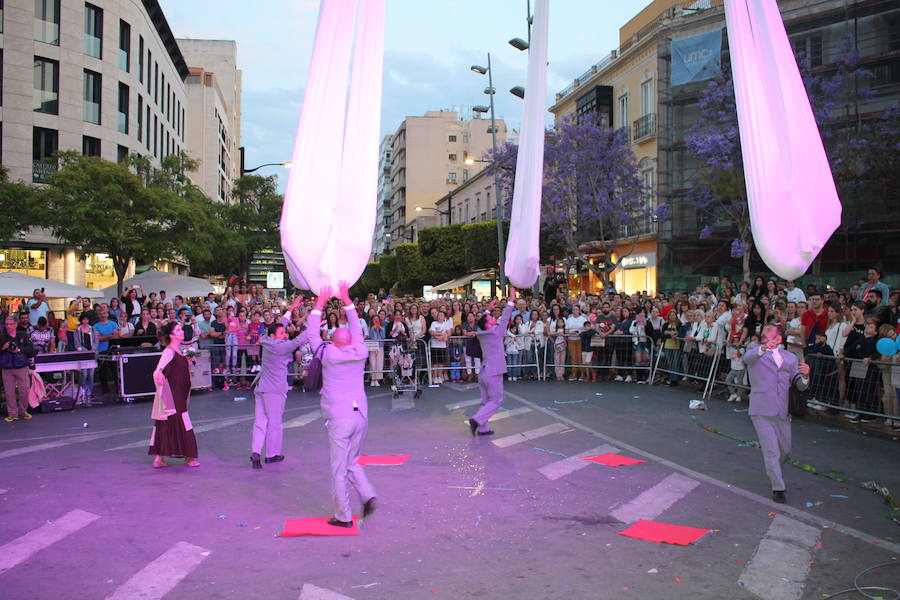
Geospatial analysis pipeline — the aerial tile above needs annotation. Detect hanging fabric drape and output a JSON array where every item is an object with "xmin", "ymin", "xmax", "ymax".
[
  {"xmin": 281, "ymin": 0, "xmax": 385, "ymax": 292},
  {"xmin": 504, "ymin": 0, "xmax": 549, "ymax": 289},
  {"xmin": 724, "ymin": 0, "xmax": 841, "ymax": 281}
]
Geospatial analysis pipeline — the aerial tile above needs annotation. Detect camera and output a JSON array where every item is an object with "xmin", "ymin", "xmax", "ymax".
[{"xmin": 7, "ymin": 341, "xmax": 18, "ymax": 352}]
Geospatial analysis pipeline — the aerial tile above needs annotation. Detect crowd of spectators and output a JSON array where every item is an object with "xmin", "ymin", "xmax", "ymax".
[{"xmin": 1, "ymin": 268, "xmax": 898, "ymax": 426}]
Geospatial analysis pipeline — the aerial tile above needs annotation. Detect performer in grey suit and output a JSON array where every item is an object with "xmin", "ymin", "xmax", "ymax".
[
  {"xmin": 744, "ymin": 323, "xmax": 810, "ymax": 503},
  {"xmin": 469, "ymin": 287, "xmax": 517, "ymax": 436},
  {"xmin": 307, "ymin": 282, "xmax": 376, "ymax": 527},
  {"xmin": 249, "ymin": 296, "xmax": 305, "ymax": 469}
]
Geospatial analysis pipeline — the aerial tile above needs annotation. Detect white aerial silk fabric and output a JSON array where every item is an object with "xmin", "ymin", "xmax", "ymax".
[
  {"xmin": 725, "ymin": 0, "xmax": 841, "ymax": 280},
  {"xmin": 504, "ymin": 0, "xmax": 549, "ymax": 289},
  {"xmin": 281, "ymin": 0, "xmax": 385, "ymax": 291}
]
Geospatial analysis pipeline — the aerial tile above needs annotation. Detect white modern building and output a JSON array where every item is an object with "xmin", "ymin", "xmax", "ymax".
[
  {"xmin": 372, "ymin": 133, "xmax": 392, "ymax": 259},
  {"xmin": 0, "ymin": 0, "xmax": 191, "ymax": 291},
  {"xmin": 177, "ymin": 38, "xmax": 242, "ymax": 203}
]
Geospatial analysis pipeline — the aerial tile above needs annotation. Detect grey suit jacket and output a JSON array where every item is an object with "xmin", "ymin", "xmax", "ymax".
[
  {"xmin": 307, "ymin": 307, "xmax": 369, "ymax": 419},
  {"xmin": 744, "ymin": 343, "xmax": 809, "ymax": 418},
  {"xmin": 476, "ymin": 302, "xmax": 514, "ymax": 377}
]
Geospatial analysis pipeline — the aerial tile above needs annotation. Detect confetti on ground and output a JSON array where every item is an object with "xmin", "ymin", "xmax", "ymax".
[
  {"xmin": 830, "ymin": 494, "xmax": 848, "ymax": 499},
  {"xmin": 217, "ymin": 515, "xmax": 227, "ymax": 519},
  {"xmin": 533, "ymin": 447, "xmax": 568, "ymax": 458},
  {"xmin": 554, "ymin": 399, "xmax": 589, "ymax": 405}
]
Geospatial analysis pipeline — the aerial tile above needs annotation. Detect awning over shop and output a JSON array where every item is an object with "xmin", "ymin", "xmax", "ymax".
[{"xmin": 433, "ymin": 270, "xmax": 490, "ymax": 292}]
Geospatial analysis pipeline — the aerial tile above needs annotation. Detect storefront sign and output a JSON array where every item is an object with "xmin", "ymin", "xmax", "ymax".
[
  {"xmin": 266, "ymin": 271, "xmax": 284, "ymax": 289},
  {"xmin": 618, "ymin": 253, "xmax": 656, "ymax": 269}
]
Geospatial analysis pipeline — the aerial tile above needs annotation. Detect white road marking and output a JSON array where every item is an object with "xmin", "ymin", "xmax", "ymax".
[
  {"xmin": 537, "ymin": 444, "xmax": 620, "ymax": 481},
  {"xmin": 299, "ymin": 583, "xmax": 356, "ymax": 600},
  {"xmin": 610, "ymin": 472, "xmax": 699, "ymax": 524},
  {"xmin": 444, "ymin": 398, "xmax": 482, "ymax": 410},
  {"xmin": 0, "ymin": 433, "xmax": 124, "ymax": 460},
  {"xmin": 0, "ymin": 488, "xmax": 7, "ymax": 495},
  {"xmin": 0, "ymin": 509, "xmax": 100, "ymax": 575},
  {"xmin": 505, "ymin": 390, "xmax": 900, "ymax": 555},
  {"xmin": 492, "ymin": 422, "xmax": 570, "ymax": 448},
  {"xmin": 392, "ymin": 396, "xmax": 415, "ymax": 411},
  {"xmin": 106, "ymin": 415, "xmax": 253, "ymax": 451},
  {"xmin": 105, "ymin": 541, "xmax": 210, "ymax": 600},
  {"xmin": 461, "ymin": 407, "xmax": 532, "ymax": 425},
  {"xmin": 738, "ymin": 515, "xmax": 820, "ymax": 600},
  {"xmin": 283, "ymin": 410, "xmax": 322, "ymax": 430}
]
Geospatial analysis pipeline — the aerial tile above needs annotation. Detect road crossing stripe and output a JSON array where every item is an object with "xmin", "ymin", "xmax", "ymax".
[
  {"xmin": 461, "ymin": 407, "xmax": 532, "ymax": 425},
  {"xmin": 609, "ymin": 472, "xmax": 699, "ymax": 523},
  {"xmin": 0, "ymin": 509, "xmax": 100, "ymax": 575},
  {"xmin": 444, "ymin": 398, "xmax": 482, "ymax": 410},
  {"xmin": 284, "ymin": 410, "xmax": 322, "ymax": 430},
  {"xmin": 106, "ymin": 415, "xmax": 253, "ymax": 451},
  {"xmin": 492, "ymin": 423, "xmax": 570, "ymax": 448},
  {"xmin": 0, "ymin": 489, "xmax": 6, "ymax": 495},
  {"xmin": 505, "ymin": 390, "xmax": 900, "ymax": 554},
  {"xmin": 299, "ymin": 583, "xmax": 356, "ymax": 600},
  {"xmin": 105, "ymin": 541, "xmax": 210, "ymax": 600},
  {"xmin": 0, "ymin": 433, "xmax": 123, "ymax": 460},
  {"xmin": 738, "ymin": 515, "xmax": 820, "ymax": 600},
  {"xmin": 392, "ymin": 396, "xmax": 415, "ymax": 411},
  {"xmin": 537, "ymin": 444, "xmax": 620, "ymax": 481}
]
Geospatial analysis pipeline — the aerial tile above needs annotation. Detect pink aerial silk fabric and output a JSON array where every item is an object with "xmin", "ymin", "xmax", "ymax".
[
  {"xmin": 281, "ymin": 0, "xmax": 385, "ymax": 291},
  {"xmin": 505, "ymin": 0, "xmax": 549, "ymax": 289},
  {"xmin": 725, "ymin": 0, "xmax": 841, "ymax": 280}
]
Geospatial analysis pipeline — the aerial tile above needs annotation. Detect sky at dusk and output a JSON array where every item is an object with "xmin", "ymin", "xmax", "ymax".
[{"xmin": 159, "ymin": 0, "xmax": 646, "ymax": 189}]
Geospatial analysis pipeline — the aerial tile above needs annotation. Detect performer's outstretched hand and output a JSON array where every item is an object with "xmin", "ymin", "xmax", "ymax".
[
  {"xmin": 337, "ymin": 280, "xmax": 352, "ymax": 305},
  {"xmin": 289, "ymin": 295, "xmax": 304, "ymax": 312},
  {"xmin": 315, "ymin": 286, "xmax": 332, "ymax": 311}
]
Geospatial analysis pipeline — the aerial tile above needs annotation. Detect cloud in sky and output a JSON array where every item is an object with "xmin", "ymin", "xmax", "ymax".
[{"xmin": 159, "ymin": 0, "xmax": 642, "ymax": 190}]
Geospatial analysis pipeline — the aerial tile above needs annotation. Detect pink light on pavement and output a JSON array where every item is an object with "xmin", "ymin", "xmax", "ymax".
[{"xmin": 725, "ymin": 0, "xmax": 841, "ymax": 280}]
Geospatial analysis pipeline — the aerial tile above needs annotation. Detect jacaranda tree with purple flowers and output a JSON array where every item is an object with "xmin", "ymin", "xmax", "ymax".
[{"xmin": 488, "ymin": 116, "xmax": 650, "ymax": 289}]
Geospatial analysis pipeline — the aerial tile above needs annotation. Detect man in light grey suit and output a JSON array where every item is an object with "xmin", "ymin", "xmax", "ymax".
[
  {"xmin": 307, "ymin": 282, "xmax": 376, "ymax": 528},
  {"xmin": 249, "ymin": 296, "xmax": 305, "ymax": 469},
  {"xmin": 744, "ymin": 323, "xmax": 810, "ymax": 503},
  {"xmin": 469, "ymin": 287, "xmax": 517, "ymax": 436}
]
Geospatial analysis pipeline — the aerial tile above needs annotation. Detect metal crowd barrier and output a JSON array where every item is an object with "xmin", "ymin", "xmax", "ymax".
[
  {"xmin": 649, "ymin": 337, "xmax": 722, "ymax": 398},
  {"xmin": 541, "ymin": 333, "xmax": 655, "ymax": 382},
  {"xmin": 802, "ymin": 353, "xmax": 898, "ymax": 423}
]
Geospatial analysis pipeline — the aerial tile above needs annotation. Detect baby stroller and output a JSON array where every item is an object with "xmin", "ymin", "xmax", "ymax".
[{"xmin": 389, "ymin": 341, "xmax": 422, "ymax": 399}]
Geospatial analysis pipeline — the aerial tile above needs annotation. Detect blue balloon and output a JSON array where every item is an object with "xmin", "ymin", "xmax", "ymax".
[{"xmin": 876, "ymin": 337, "xmax": 897, "ymax": 357}]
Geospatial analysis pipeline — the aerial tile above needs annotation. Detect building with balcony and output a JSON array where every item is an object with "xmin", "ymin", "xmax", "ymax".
[
  {"xmin": 0, "ymin": 0, "xmax": 192, "ymax": 292},
  {"xmin": 549, "ymin": 0, "xmax": 690, "ymax": 295},
  {"xmin": 387, "ymin": 109, "xmax": 506, "ymax": 247},
  {"xmin": 434, "ymin": 167, "xmax": 506, "ymax": 227},
  {"xmin": 372, "ymin": 134, "xmax": 393, "ymax": 259},
  {"xmin": 177, "ymin": 38, "xmax": 242, "ymax": 203}
]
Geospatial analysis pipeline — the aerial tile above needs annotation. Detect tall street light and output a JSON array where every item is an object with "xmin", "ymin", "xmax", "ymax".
[
  {"xmin": 471, "ymin": 54, "xmax": 506, "ymax": 292},
  {"xmin": 416, "ymin": 206, "xmax": 451, "ymax": 225},
  {"xmin": 239, "ymin": 146, "xmax": 293, "ymax": 176}
]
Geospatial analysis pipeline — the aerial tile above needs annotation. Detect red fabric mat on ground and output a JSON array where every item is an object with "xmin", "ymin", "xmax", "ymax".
[
  {"xmin": 579, "ymin": 453, "xmax": 647, "ymax": 467},
  {"xmin": 356, "ymin": 454, "xmax": 410, "ymax": 466},
  {"xmin": 617, "ymin": 519, "xmax": 711, "ymax": 546},
  {"xmin": 279, "ymin": 516, "xmax": 360, "ymax": 537}
]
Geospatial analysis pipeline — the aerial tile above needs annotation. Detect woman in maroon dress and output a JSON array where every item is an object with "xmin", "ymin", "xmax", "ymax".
[{"xmin": 149, "ymin": 322, "xmax": 199, "ymax": 468}]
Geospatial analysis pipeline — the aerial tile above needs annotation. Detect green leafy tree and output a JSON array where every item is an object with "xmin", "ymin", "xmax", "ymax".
[
  {"xmin": 0, "ymin": 167, "xmax": 38, "ymax": 241},
  {"xmin": 395, "ymin": 243, "xmax": 425, "ymax": 293},
  {"xmin": 228, "ymin": 175, "xmax": 283, "ymax": 280},
  {"xmin": 350, "ymin": 262, "xmax": 383, "ymax": 299},
  {"xmin": 41, "ymin": 152, "xmax": 180, "ymax": 297},
  {"xmin": 379, "ymin": 254, "xmax": 399, "ymax": 291},
  {"xmin": 461, "ymin": 220, "xmax": 509, "ymax": 271},
  {"xmin": 418, "ymin": 224, "xmax": 465, "ymax": 283}
]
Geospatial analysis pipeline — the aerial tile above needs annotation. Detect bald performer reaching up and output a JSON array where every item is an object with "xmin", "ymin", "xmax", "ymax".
[
  {"xmin": 307, "ymin": 282, "xmax": 376, "ymax": 528},
  {"xmin": 468, "ymin": 286, "xmax": 517, "ymax": 436}
]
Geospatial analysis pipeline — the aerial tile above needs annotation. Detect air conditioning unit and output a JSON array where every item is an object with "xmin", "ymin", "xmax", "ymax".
[{"xmin": 610, "ymin": 50, "xmax": 618, "ymax": 60}]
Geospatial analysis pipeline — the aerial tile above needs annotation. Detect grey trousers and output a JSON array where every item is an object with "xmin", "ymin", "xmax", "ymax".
[
  {"xmin": 2, "ymin": 367, "xmax": 30, "ymax": 418},
  {"xmin": 326, "ymin": 411, "xmax": 376, "ymax": 522},
  {"xmin": 251, "ymin": 391, "xmax": 286, "ymax": 457},
  {"xmin": 473, "ymin": 373, "xmax": 504, "ymax": 432},
  {"xmin": 751, "ymin": 415, "xmax": 791, "ymax": 491}
]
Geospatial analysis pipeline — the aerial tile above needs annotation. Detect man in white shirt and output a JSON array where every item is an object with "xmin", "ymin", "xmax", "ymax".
[
  {"xmin": 428, "ymin": 311, "xmax": 453, "ymax": 384},
  {"xmin": 784, "ymin": 280, "xmax": 806, "ymax": 303},
  {"xmin": 564, "ymin": 306, "xmax": 588, "ymax": 381},
  {"xmin": 27, "ymin": 289, "xmax": 50, "ymax": 326}
]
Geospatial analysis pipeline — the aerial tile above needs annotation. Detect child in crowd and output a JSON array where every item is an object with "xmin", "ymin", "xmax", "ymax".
[
  {"xmin": 448, "ymin": 325, "xmax": 464, "ymax": 383},
  {"xmin": 724, "ymin": 343, "xmax": 747, "ymax": 402},
  {"xmin": 579, "ymin": 321, "xmax": 597, "ymax": 382}
]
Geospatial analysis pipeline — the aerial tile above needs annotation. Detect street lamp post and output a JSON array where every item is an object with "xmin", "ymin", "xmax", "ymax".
[
  {"xmin": 239, "ymin": 146, "xmax": 293, "ymax": 176},
  {"xmin": 415, "ymin": 206, "xmax": 451, "ymax": 225},
  {"xmin": 471, "ymin": 54, "xmax": 507, "ymax": 293}
]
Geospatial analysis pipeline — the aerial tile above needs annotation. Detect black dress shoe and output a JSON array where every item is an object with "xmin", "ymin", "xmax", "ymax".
[
  {"xmin": 327, "ymin": 517, "xmax": 353, "ymax": 528},
  {"xmin": 468, "ymin": 418, "xmax": 478, "ymax": 437},
  {"xmin": 477, "ymin": 430, "xmax": 495, "ymax": 436},
  {"xmin": 773, "ymin": 490, "xmax": 786, "ymax": 504},
  {"xmin": 250, "ymin": 453, "xmax": 262, "ymax": 469},
  {"xmin": 264, "ymin": 455, "xmax": 285, "ymax": 463},
  {"xmin": 363, "ymin": 497, "xmax": 376, "ymax": 518}
]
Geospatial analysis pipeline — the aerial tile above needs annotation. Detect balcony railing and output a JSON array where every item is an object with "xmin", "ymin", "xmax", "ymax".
[{"xmin": 632, "ymin": 113, "xmax": 657, "ymax": 142}]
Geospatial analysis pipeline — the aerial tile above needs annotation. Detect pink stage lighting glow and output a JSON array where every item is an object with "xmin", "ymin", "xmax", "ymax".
[
  {"xmin": 724, "ymin": 0, "xmax": 841, "ymax": 280},
  {"xmin": 280, "ymin": 0, "xmax": 385, "ymax": 292}
]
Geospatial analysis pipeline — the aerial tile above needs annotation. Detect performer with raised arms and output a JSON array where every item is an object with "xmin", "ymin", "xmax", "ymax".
[
  {"xmin": 307, "ymin": 282, "xmax": 376, "ymax": 528},
  {"xmin": 468, "ymin": 287, "xmax": 517, "ymax": 437}
]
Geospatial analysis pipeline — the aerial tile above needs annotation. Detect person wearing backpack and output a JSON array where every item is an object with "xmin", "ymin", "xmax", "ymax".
[
  {"xmin": 249, "ymin": 296, "xmax": 306, "ymax": 469},
  {"xmin": 306, "ymin": 282, "xmax": 376, "ymax": 528},
  {"xmin": 2, "ymin": 316, "xmax": 37, "ymax": 422}
]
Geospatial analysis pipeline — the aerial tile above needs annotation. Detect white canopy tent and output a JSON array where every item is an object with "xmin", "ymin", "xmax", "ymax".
[
  {"xmin": 99, "ymin": 270, "xmax": 213, "ymax": 301},
  {"xmin": 0, "ymin": 271, "xmax": 104, "ymax": 299}
]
